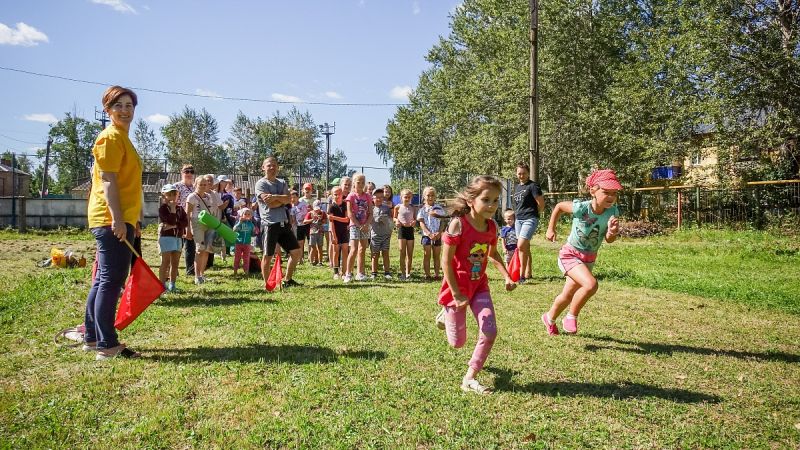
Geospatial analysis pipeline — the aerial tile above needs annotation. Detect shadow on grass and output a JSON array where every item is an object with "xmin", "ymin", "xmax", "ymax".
[
  {"xmin": 141, "ymin": 344, "xmax": 386, "ymax": 364},
  {"xmin": 487, "ymin": 368, "xmax": 720, "ymax": 403},
  {"xmin": 157, "ymin": 295, "xmax": 277, "ymax": 307},
  {"xmin": 583, "ymin": 334, "xmax": 800, "ymax": 364},
  {"xmin": 314, "ymin": 282, "xmax": 403, "ymax": 290}
]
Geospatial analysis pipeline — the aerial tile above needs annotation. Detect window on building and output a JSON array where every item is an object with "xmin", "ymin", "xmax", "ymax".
[{"xmin": 691, "ymin": 151, "xmax": 702, "ymax": 166}]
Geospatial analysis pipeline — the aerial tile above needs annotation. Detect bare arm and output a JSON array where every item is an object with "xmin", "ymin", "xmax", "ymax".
[
  {"xmin": 185, "ymin": 202, "xmax": 195, "ymax": 240},
  {"xmin": 535, "ymin": 195, "xmax": 545, "ymax": 217},
  {"xmin": 441, "ymin": 219, "xmax": 469, "ymax": 309},
  {"xmin": 545, "ymin": 201, "xmax": 574, "ymax": 242}
]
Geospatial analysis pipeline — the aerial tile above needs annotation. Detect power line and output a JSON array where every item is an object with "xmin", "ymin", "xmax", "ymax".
[
  {"xmin": 0, "ymin": 133, "xmax": 45, "ymax": 145},
  {"xmin": 0, "ymin": 65, "xmax": 410, "ymax": 107}
]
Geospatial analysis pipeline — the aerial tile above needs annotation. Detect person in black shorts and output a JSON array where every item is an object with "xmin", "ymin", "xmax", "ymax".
[
  {"xmin": 255, "ymin": 157, "xmax": 302, "ymax": 289},
  {"xmin": 327, "ymin": 185, "xmax": 350, "ymax": 279}
]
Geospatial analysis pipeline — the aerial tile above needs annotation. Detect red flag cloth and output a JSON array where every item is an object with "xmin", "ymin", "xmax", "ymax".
[
  {"xmin": 265, "ymin": 252, "xmax": 283, "ymax": 292},
  {"xmin": 115, "ymin": 257, "xmax": 165, "ymax": 330},
  {"xmin": 508, "ymin": 248, "xmax": 521, "ymax": 282}
]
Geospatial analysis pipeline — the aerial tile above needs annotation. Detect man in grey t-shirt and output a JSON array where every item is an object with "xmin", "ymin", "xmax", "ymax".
[{"xmin": 256, "ymin": 156, "xmax": 301, "ymax": 289}]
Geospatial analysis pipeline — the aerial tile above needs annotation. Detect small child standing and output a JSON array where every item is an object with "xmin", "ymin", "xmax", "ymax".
[
  {"xmin": 437, "ymin": 175, "xmax": 516, "ymax": 394},
  {"xmin": 158, "ymin": 184, "xmax": 188, "ymax": 292},
  {"xmin": 542, "ymin": 169, "xmax": 622, "ymax": 335},
  {"xmin": 304, "ymin": 200, "xmax": 327, "ymax": 266},
  {"xmin": 232, "ymin": 208, "xmax": 256, "ymax": 275},
  {"xmin": 370, "ymin": 188, "xmax": 393, "ymax": 279},
  {"xmin": 417, "ymin": 186, "xmax": 446, "ymax": 280},
  {"xmin": 500, "ymin": 209, "xmax": 518, "ymax": 265},
  {"xmin": 394, "ymin": 189, "xmax": 417, "ymax": 280},
  {"xmin": 344, "ymin": 173, "xmax": 373, "ymax": 282}
]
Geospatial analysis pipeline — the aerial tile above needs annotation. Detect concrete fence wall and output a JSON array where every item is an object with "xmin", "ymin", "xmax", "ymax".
[{"xmin": 0, "ymin": 197, "xmax": 161, "ymax": 230}]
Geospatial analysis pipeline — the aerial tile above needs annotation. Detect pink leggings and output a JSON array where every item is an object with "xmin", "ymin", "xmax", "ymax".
[
  {"xmin": 444, "ymin": 291, "xmax": 497, "ymax": 371},
  {"xmin": 233, "ymin": 244, "xmax": 251, "ymax": 271}
]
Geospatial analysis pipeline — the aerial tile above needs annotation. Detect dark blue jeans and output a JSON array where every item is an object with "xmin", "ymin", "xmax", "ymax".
[{"xmin": 84, "ymin": 223, "xmax": 134, "ymax": 349}]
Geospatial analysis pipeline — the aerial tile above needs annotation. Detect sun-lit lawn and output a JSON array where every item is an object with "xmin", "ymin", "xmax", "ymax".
[{"xmin": 0, "ymin": 227, "xmax": 798, "ymax": 448}]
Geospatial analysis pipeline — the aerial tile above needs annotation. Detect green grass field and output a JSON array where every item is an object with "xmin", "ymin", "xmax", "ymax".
[{"xmin": 0, "ymin": 228, "xmax": 798, "ymax": 448}]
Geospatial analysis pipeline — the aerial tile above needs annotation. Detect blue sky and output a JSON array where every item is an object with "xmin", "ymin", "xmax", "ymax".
[{"xmin": 0, "ymin": 0, "xmax": 459, "ymax": 186}]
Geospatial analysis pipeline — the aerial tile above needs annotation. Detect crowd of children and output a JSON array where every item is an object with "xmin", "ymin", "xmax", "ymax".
[{"xmin": 153, "ymin": 158, "xmax": 623, "ymax": 395}]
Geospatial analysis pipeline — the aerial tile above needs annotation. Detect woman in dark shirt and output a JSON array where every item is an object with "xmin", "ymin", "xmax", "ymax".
[{"xmin": 512, "ymin": 162, "xmax": 545, "ymax": 283}]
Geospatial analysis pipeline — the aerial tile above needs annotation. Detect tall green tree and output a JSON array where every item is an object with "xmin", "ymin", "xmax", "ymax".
[
  {"xmin": 133, "ymin": 118, "xmax": 167, "ymax": 172},
  {"xmin": 47, "ymin": 113, "xmax": 101, "ymax": 193},
  {"xmin": 162, "ymin": 106, "xmax": 223, "ymax": 175}
]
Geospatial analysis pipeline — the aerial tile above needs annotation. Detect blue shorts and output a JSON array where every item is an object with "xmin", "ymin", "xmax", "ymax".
[
  {"xmin": 158, "ymin": 236, "xmax": 183, "ymax": 253},
  {"xmin": 514, "ymin": 217, "xmax": 539, "ymax": 241},
  {"xmin": 421, "ymin": 236, "xmax": 442, "ymax": 246}
]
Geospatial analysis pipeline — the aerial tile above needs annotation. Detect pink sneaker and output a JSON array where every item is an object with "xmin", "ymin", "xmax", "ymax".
[
  {"xmin": 541, "ymin": 313, "xmax": 559, "ymax": 336},
  {"xmin": 562, "ymin": 315, "xmax": 578, "ymax": 334}
]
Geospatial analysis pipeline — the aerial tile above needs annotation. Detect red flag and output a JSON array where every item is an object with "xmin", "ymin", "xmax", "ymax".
[
  {"xmin": 265, "ymin": 252, "xmax": 283, "ymax": 292},
  {"xmin": 508, "ymin": 248, "xmax": 521, "ymax": 282},
  {"xmin": 115, "ymin": 242, "xmax": 165, "ymax": 330}
]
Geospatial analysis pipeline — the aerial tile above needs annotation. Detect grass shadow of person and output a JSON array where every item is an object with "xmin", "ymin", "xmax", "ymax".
[
  {"xmin": 582, "ymin": 334, "xmax": 800, "ymax": 364},
  {"xmin": 141, "ymin": 344, "xmax": 386, "ymax": 364},
  {"xmin": 157, "ymin": 295, "xmax": 278, "ymax": 308},
  {"xmin": 486, "ymin": 368, "xmax": 720, "ymax": 403}
]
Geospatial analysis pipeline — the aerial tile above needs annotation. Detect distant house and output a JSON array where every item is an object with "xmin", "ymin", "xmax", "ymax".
[{"xmin": 0, "ymin": 158, "xmax": 31, "ymax": 197}]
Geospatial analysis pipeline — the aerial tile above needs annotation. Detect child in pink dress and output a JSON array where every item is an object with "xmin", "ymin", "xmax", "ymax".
[{"xmin": 437, "ymin": 175, "xmax": 516, "ymax": 394}]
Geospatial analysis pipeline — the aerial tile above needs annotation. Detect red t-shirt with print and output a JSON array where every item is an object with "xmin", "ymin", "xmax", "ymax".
[{"xmin": 438, "ymin": 216, "xmax": 497, "ymax": 306}]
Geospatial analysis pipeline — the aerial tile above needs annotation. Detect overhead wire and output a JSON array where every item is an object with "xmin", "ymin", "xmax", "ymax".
[{"xmin": 0, "ymin": 65, "xmax": 410, "ymax": 107}]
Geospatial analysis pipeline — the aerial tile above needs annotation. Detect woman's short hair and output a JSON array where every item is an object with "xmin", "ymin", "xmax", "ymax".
[{"xmin": 102, "ymin": 85, "xmax": 138, "ymax": 111}]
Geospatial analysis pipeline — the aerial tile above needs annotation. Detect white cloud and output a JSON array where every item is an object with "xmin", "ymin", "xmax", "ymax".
[
  {"xmin": 195, "ymin": 88, "xmax": 222, "ymax": 100},
  {"xmin": 0, "ymin": 22, "xmax": 49, "ymax": 46},
  {"xmin": 389, "ymin": 85, "xmax": 412, "ymax": 100},
  {"xmin": 324, "ymin": 91, "xmax": 343, "ymax": 99},
  {"xmin": 23, "ymin": 113, "xmax": 57, "ymax": 124},
  {"xmin": 412, "ymin": 1, "xmax": 421, "ymax": 15},
  {"xmin": 272, "ymin": 93, "xmax": 303, "ymax": 103},
  {"xmin": 146, "ymin": 113, "xmax": 170, "ymax": 125},
  {"xmin": 90, "ymin": 0, "xmax": 137, "ymax": 14}
]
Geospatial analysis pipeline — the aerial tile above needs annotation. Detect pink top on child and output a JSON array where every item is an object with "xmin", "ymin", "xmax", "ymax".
[
  {"xmin": 437, "ymin": 216, "xmax": 497, "ymax": 306},
  {"xmin": 345, "ymin": 191, "xmax": 372, "ymax": 227}
]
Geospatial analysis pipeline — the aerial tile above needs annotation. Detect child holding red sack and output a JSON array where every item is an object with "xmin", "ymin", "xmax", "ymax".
[
  {"xmin": 542, "ymin": 169, "xmax": 622, "ymax": 335},
  {"xmin": 437, "ymin": 175, "xmax": 516, "ymax": 394}
]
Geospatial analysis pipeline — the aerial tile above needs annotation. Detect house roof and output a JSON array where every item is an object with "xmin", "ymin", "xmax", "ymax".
[{"xmin": 0, "ymin": 163, "xmax": 31, "ymax": 176}]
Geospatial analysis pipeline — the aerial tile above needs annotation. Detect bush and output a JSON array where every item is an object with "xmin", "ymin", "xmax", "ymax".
[{"xmin": 618, "ymin": 220, "xmax": 664, "ymax": 238}]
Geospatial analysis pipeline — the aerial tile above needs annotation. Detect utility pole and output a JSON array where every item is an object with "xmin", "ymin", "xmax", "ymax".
[
  {"xmin": 95, "ymin": 107, "xmax": 109, "ymax": 129},
  {"xmin": 41, "ymin": 137, "xmax": 52, "ymax": 197},
  {"xmin": 319, "ymin": 122, "xmax": 335, "ymax": 193},
  {"xmin": 11, "ymin": 153, "xmax": 17, "ymax": 228},
  {"xmin": 529, "ymin": 0, "xmax": 540, "ymax": 183}
]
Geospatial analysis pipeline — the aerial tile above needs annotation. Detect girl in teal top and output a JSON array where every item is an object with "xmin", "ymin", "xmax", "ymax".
[{"xmin": 541, "ymin": 169, "xmax": 623, "ymax": 336}]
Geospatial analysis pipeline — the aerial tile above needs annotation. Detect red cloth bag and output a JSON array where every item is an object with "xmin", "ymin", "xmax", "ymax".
[
  {"xmin": 508, "ymin": 248, "xmax": 521, "ymax": 282},
  {"xmin": 265, "ymin": 253, "xmax": 283, "ymax": 292},
  {"xmin": 115, "ymin": 240, "xmax": 165, "ymax": 330}
]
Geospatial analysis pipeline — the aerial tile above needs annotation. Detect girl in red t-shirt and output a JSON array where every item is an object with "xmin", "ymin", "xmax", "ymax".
[{"xmin": 437, "ymin": 175, "xmax": 516, "ymax": 394}]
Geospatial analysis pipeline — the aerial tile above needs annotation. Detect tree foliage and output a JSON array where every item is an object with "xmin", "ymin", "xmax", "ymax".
[
  {"xmin": 379, "ymin": 0, "xmax": 800, "ymax": 193},
  {"xmin": 162, "ymin": 106, "xmax": 224, "ymax": 175},
  {"xmin": 47, "ymin": 113, "xmax": 101, "ymax": 193},
  {"xmin": 133, "ymin": 119, "xmax": 167, "ymax": 172}
]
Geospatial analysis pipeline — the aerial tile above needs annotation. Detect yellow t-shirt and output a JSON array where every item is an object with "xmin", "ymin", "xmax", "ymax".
[{"xmin": 87, "ymin": 125, "xmax": 143, "ymax": 228}]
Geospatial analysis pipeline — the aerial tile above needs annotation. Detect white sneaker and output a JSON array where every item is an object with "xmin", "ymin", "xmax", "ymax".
[
  {"xmin": 343, "ymin": 274, "xmax": 352, "ymax": 283},
  {"xmin": 355, "ymin": 273, "xmax": 367, "ymax": 281},
  {"xmin": 333, "ymin": 273, "xmax": 340, "ymax": 280},
  {"xmin": 384, "ymin": 274, "xmax": 393, "ymax": 280},
  {"xmin": 194, "ymin": 277, "xmax": 203, "ymax": 285}
]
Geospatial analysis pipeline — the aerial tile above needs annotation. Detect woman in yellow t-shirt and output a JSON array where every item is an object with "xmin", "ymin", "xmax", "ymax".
[{"xmin": 83, "ymin": 85, "xmax": 144, "ymax": 360}]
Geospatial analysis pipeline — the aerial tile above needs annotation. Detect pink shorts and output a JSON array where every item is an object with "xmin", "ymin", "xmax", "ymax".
[{"xmin": 557, "ymin": 244, "xmax": 597, "ymax": 275}]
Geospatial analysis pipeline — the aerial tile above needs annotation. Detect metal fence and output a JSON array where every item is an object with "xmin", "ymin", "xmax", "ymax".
[{"xmin": 543, "ymin": 180, "xmax": 800, "ymax": 229}]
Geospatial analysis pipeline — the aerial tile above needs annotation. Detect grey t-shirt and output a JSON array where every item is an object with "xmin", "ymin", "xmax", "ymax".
[
  {"xmin": 371, "ymin": 204, "xmax": 394, "ymax": 238},
  {"xmin": 255, "ymin": 177, "xmax": 289, "ymax": 225}
]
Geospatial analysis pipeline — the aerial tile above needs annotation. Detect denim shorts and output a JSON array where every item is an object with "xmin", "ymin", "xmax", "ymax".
[
  {"xmin": 514, "ymin": 217, "xmax": 539, "ymax": 240},
  {"xmin": 158, "ymin": 236, "xmax": 183, "ymax": 253},
  {"xmin": 349, "ymin": 225, "xmax": 370, "ymax": 241}
]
